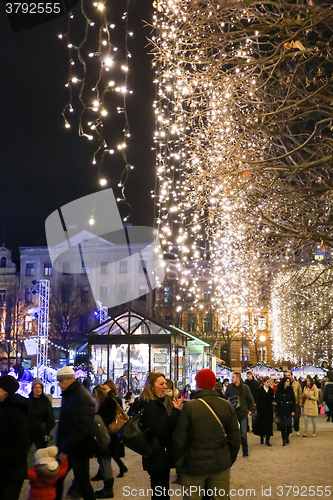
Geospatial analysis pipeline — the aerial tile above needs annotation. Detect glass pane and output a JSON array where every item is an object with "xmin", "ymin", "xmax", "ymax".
[
  {"xmin": 151, "ymin": 345, "xmax": 170, "ymax": 378},
  {"xmin": 109, "ymin": 344, "xmax": 128, "ymax": 397},
  {"xmin": 129, "ymin": 344, "xmax": 149, "ymax": 395},
  {"xmin": 90, "ymin": 345, "xmax": 108, "ymax": 386},
  {"xmin": 171, "ymin": 345, "xmax": 177, "ymax": 386},
  {"xmin": 109, "ymin": 320, "xmax": 126, "ymax": 335},
  {"xmin": 189, "ymin": 352, "xmax": 203, "ymax": 388}
]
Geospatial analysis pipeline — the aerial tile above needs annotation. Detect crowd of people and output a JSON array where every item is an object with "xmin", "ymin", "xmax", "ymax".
[{"xmin": 0, "ymin": 367, "xmax": 332, "ymax": 500}]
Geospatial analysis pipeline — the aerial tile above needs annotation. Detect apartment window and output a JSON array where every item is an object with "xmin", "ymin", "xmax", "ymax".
[
  {"xmin": 100, "ymin": 285, "xmax": 108, "ymax": 304},
  {"xmin": 138, "ymin": 285, "xmax": 147, "ymax": 301},
  {"xmin": 25, "ymin": 316, "xmax": 32, "ymax": 332},
  {"xmin": 119, "ymin": 261, "xmax": 128, "ymax": 274},
  {"xmin": 62, "ymin": 286, "xmax": 70, "ymax": 303},
  {"xmin": 139, "ymin": 260, "xmax": 147, "ymax": 273},
  {"xmin": 25, "ymin": 287, "xmax": 32, "ymax": 303},
  {"xmin": 118, "ymin": 284, "xmax": 127, "ymax": 303},
  {"xmin": 204, "ymin": 313, "xmax": 213, "ymax": 333},
  {"xmin": 203, "ymin": 286, "xmax": 211, "ymax": 301},
  {"xmin": 258, "ymin": 316, "xmax": 267, "ymax": 330},
  {"xmin": 81, "ymin": 286, "xmax": 89, "ymax": 303},
  {"xmin": 258, "ymin": 347, "xmax": 267, "ymax": 363},
  {"xmin": 62, "ymin": 262, "xmax": 70, "ymax": 275},
  {"xmin": 26, "ymin": 263, "xmax": 35, "ymax": 276},
  {"xmin": 44, "ymin": 263, "xmax": 52, "ymax": 276},
  {"xmin": 240, "ymin": 346, "xmax": 250, "ymax": 362},
  {"xmin": 100, "ymin": 261, "xmax": 108, "ymax": 274},
  {"xmin": 187, "ymin": 315, "xmax": 197, "ymax": 333},
  {"xmin": 164, "ymin": 286, "xmax": 172, "ymax": 303},
  {"xmin": 0, "ymin": 289, "xmax": 5, "ymax": 301},
  {"xmin": 0, "ymin": 257, "xmax": 6, "ymax": 268},
  {"xmin": 79, "ymin": 315, "xmax": 88, "ymax": 332}
]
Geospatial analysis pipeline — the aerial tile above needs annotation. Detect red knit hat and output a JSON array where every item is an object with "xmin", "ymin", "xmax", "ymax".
[{"xmin": 195, "ymin": 369, "xmax": 216, "ymax": 390}]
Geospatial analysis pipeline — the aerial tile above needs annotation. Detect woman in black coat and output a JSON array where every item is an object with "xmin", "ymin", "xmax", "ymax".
[
  {"xmin": 275, "ymin": 377, "xmax": 296, "ymax": 446},
  {"xmin": 27, "ymin": 378, "xmax": 55, "ymax": 451},
  {"xmin": 138, "ymin": 372, "xmax": 183, "ymax": 500},
  {"xmin": 92, "ymin": 384, "xmax": 117, "ymax": 499},
  {"xmin": 0, "ymin": 375, "xmax": 29, "ymax": 500},
  {"xmin": 253, "ymin": 377, "xmax": 274, "ymax": 446}
]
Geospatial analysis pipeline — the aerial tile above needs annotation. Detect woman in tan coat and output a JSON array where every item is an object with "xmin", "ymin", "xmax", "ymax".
[{"xmin": 302, "ymin": 377, "xmax": 319, "ymax": 437}]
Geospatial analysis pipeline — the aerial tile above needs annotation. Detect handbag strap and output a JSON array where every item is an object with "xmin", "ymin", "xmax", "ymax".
[{"xmin": 197, "ymin": 398, "xmax": 226, "ymax": 437}]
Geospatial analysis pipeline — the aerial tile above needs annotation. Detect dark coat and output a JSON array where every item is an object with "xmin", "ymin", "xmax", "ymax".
[
  {"xmin": 253, "ymin": 387, "xmax": 274, "ymax": 437},
  {"xmin": 140, "ymin": 396, "xmax": 180, "ymax": 472},
  {"xmin": 323, "ymin": 381, "xmax": 333, "ymax": 405},
  {"xmin": 56, "ymin": 380, "xmax": 95, "ymax": 457},
  {"xmin": 275, "ymin": 385, "xmax": 296, "ymax": 419},
  {"xmin": 245, "ymin": 378, "xmax": 260, "ymax": 404},
  {"xmin": 0, "ymin": 394, "xmax": 29, "ymax": 484},
  {"xmin": 224, "ymin": 382, "xmax": 255, "ymax": 421},
  {"xmin": 173, "ymin": 389, "xmax": 240, "ymax": 476},
  {"xmin": 27, "ymin": 392, "xmax": 55, "ymax": 439},
  {"xmin": 97, "ymin": 392, "xmax": 125, "ymax": 458}
]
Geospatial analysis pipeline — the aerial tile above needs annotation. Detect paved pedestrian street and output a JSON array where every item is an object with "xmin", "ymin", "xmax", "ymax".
[{"xmin": 20, "ymin": 415, "xmax": 332, "ymax": 500}]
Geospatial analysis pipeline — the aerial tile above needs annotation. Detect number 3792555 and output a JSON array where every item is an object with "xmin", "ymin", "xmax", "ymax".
[{"xmin": 5, "ymin": 3, "xmax": 61, "ymax": 14}]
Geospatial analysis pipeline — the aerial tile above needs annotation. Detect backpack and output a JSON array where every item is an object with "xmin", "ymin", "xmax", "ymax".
[{"xmin": 87, "ymin": 414, "xmax": 111, "ymax": 457}]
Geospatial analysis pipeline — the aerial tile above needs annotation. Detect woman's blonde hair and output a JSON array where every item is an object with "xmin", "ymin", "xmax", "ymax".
[
  {"xmin": 92, "ymin": 384, "xmax": 109, "ymax": 411},
  {"xmin": 104, "ymin": 379, "xmax": 118, "ymax": 397},
  {"xmin": 140, "ymin": 372, "xmax": 166, "ymax": 402}
]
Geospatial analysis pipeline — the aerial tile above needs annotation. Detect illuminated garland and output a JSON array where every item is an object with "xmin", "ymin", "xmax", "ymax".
[{"xmin": 59, "ymin": 0, "xmax": 135, "ymax": 218}]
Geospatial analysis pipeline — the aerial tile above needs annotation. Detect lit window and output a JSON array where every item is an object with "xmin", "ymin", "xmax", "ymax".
[
  {"xmin": 240, "ymin": 347, "xmax": 250, "ymax": 361},
  {"xmin": 26, "ymin": 263, "xmax": 35, "ymax": 276},
  {"xmin": 25, "ymin": 316, "xmax": 32, "ymax": 332},
  {"xmin": 0, "ymin": 289, "xmax": 5, "ymax": 301},
  {"xmin": 258, "ymin": 347, "xmax": 266, "ymax": 363},
  {"xmin": 258, "ymin": 316, "xmax": 266, "ymax": 330},
  {"xmin": 164, "ymin": 286, "xmax": 172, "ymax": 303},
  {"xmin": 44, "ymin": 263, "xmax": 52, "ymax": 276}
]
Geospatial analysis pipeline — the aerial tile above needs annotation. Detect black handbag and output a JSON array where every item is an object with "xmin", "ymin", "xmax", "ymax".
[
  {"xmin": 87, "ymin": 414, "xmax": 111, "ymax": 457},
  {"xmin": 117, "ymin": 409, "xmax": 160, "ymax": 458}
]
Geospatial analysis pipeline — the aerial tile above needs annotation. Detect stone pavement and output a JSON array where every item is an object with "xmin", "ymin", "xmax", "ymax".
[{"xmin": 20, "ymin": 415, "xmax": 333, "ymax": 500}]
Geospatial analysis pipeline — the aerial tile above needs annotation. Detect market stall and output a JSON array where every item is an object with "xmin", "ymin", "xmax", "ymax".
[
  {"xmin": 292, "ymin": 364, "xmax": 326, "ymax": 379},
  {"xmin": 88, "ymin": 308, "xmax": 212, "ymax": 393}
]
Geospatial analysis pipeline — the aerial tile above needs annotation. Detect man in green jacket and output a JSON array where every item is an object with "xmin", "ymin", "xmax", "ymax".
[{"xmin": 173, "ymin": 369, "xmax": 240, "ymax": 500}]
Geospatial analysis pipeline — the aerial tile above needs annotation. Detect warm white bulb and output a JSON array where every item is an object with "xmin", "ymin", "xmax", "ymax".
[
  {"xmin": 100, "ymin": 179, "xmax": 107, "ymax": 186},
  {"xmin": 89, "ymin": 217, "xmax": 95, "ymax": 225}
]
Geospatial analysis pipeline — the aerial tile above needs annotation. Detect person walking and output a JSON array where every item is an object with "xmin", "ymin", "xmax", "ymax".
[
  {"xmin": 54, "ymin": 366, "xmax": 96, "ymax": 500},
  {"xmin": 323, "ymin": 373, "xmax": 333, "ymax": 422},
  {"xmin": 92, "ymin": 384, "xmax": 116, "ymax": 498},
  {"xmin": 245, "ymin": 371, "xmax": 260, "ymax": 432},
  {"xmin": 224, "ymin": 372, "xmax": 254, "ymax": 458},
  {"xmin": 0, "ymin": 375, "xmax": 29, "ymax": 500},
  {"xmin": 103, "ymin": 380, "xmax": 128, "ymax": 478},
  {"xmin": 253, "ymin": 377, "xmax": 274, "ymax": 446},
  {"xmin": 302, "ymin": 377, "xmax": 319, "ymax": 437},
  {"xmin": 274, "ymin": 377, "xmax": 296, "ymax": 446},
  {"xmin": 173, "ymin": 369, "xmax": 240, "ymax": 500},
  {"xmin": 286, "ymin": 371, "xmax": 302, "ymax": 435},
  {"xmin": 136, "ymin": 372, "xmax": 183, "ymax": 500},
  {"xmin": 27, "ymin": 378, "xmax": 55, "ymax": 452}
]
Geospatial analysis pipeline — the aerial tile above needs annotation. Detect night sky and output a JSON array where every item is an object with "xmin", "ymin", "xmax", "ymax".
[{"xmin": 0, "ymin": 0, "xmax": 155, "ymax": 263}]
